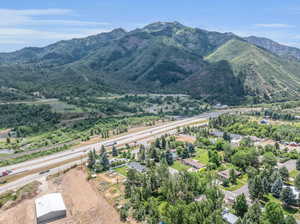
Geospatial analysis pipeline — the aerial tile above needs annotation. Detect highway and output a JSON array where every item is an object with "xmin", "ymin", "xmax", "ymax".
[{"xmin": 0, "ymin": 110, "xmax": 227, "ymax": 194}]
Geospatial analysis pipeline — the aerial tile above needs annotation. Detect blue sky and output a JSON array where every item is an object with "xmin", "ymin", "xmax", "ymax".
[{"xmin": 0, "ymin": 0, "xmax": 299, "ymax": 52}]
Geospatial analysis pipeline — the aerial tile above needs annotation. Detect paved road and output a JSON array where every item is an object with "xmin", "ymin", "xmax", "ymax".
[
  {"xmin": 1, "ymin": 113, "xmax": 213, "ymax": 173},
  {"xmin": 0, "ymin": 160, "xmax": 83, "ymax": 194},
  {"xmin": 0, "ymin": 109, "xmax": 253, "ymax": 194}
]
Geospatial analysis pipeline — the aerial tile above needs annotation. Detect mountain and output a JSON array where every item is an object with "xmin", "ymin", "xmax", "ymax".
[
  {"xmin": 206, "ymin": 39, "xmax": 300, "ymax": 102},
  {"xmin": 0, "ymin": 21, "xmax": 300, "ymax": 105},
  {"xmin": 245, "ymin": 36, "xmax": 300, "ymax": 61}
]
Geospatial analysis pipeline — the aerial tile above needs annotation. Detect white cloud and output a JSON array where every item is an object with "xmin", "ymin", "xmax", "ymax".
[
  {"xmin": 255, "ymin": 23, "xmax": 295, "ymax": 28},
  {"xmin": 0, "ymin": 8, "xmax": 112, "ymax": 51},
  {"xmin": 0, "ymin": 8, "xmax": 72, "ymax": 16},
  {"xmin": 0, "ymin": 8, "xmax": 109, "ymax": 27},
  {"xmin": 0, "ymin": 28, "xmax": 111, "ymax": 41}
]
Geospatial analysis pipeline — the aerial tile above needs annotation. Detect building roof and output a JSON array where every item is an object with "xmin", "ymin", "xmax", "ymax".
[
  {"xmin": 127, "ymin": 162, "xmax": 147, "ymax": 172},
  {"xmin": 218, "ymin": 170, "xmax": 241, "ymax": 179},
  {"xmin": 222, "ymin": 210, "xmax": 239, "ymax": 224},
  {"xmin": 35, "ymin": 193, "xmax": 66, "ymax": 218},
  {"xmin": 182, "ymin": 159, "xmax": 205, "ymax": 169}
]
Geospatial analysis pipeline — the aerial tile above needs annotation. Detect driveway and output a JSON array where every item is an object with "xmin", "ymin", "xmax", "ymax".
[{"xmin": 278, "ymin": 160, "xmax": 296, "ymax": 172}]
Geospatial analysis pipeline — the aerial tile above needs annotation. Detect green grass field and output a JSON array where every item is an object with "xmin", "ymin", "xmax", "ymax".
[
  {"xmin": 114, "ymin": 166, "xmax": 128, "ymax": 176},
  {"xmin": 171, "ymin": 161, "xmax": 189, "ymax": 171},
  {"xmin": 290, "ymin": 169, "xmax": 299, "ymax": 178},
  {"xmin": 193, "ymin": 149, "xmax": 209, "ymax": 164}
]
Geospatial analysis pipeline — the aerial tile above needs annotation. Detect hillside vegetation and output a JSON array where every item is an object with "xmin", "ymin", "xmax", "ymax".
[
  {"xmin": 206, "ymin": 39, "xmax": 300, "ymax": 103},
  {"xmin": 1, "ymin": 22, "xmax": 300, "ymax": 104}
]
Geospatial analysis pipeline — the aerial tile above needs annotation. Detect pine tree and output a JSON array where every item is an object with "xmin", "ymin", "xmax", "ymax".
[
  {"xmin": 100, "ymin": 145, "xmax": 106, "ymax": 155},
  {"xmin": 120, "ymin": 206, "xmax": 128, "ymax": 222},
  {"xmin": 229, "ymin": 169, "xmax": 237, "ymax": 185},
  {"xmin": 295, "ymin": 173, "xmax": 300, "ymax": 190},
  {"xmin": 87, "ymin": 150, "xmax": 95, "ymax": 168},
  {"xmin": 249, "ymin": 176, "xmax": 263, "ymax": 200},
  {"xmin": 285, "ymin": 215, "xmax": 297, "ymax": 224},
  {"xmin": 165, "ymin": 150, "xmax": 174, "ymax": 166},
  {"xmin": 223, "ymin": 132, "xmax": 231, "ymax": 142},
  {"xmin": 242, "ymin": 202, "xmax": 261, "ymax": 224},
  {"xmin": 100, "ymin": 153, "xmax": 110, "ymax": 171},
  {"xmin": 261, "ymin": 177, "xmax": 271, "ymax": 194},
  {"xmin": 112, "ymin": 145, "xmax": 118, "ymax": 157},
  {"xmin": 233, "ymin": 193, "xmax": 248, "ymax": 217},
  {"xmin": 271, "ymin": 177, "xmax": 283, "ymax": 198},
  {"xmin": 279, "ymin": 167, "xmax": 289, "ymax": 181},
  {"xmin": 264, "ymin": 202, "xmax": 285, "ymax": 224},
  {"xmin": 161, "ymin": 136, "xmax": 166, "ymax": 149},
  {"xmin": 155, "ymin": 138, "xmax": 160, "ymax": 148},
  {"xmin": 187, "ymin": 143, "xmax": 195, "ymax": 154},
  {"xmin": 280, "ymin": 186, "xmax": 295, "ymax": 206}
]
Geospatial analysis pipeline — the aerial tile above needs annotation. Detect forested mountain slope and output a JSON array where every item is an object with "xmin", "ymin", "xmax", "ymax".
[{"xmin": 1, "ymin": 22, "xmax": 300, "ymax": 104}]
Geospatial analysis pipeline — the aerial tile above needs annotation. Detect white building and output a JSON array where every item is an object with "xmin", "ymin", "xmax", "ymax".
[{"xmin": 35, "ymin": 193, "xmax": 66, "ymax": 224}]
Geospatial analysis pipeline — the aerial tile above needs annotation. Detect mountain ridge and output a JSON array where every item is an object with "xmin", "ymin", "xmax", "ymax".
[{"xmin": 0, "ymin": 21, "xmax": 300, "ymax": 105}]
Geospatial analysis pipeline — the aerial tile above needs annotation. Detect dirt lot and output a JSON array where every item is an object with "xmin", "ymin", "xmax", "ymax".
[
  {"xmin": 0, "ymin": 168, "xmax": 125, "ymax": 224},
  {"xmin": 176, "ymin": 134, "xmax": 196, "ymax": 143}
]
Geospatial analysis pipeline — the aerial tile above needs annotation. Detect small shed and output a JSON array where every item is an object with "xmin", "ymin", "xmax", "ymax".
[{"xmin": 35, "ymin": 193, "xmax": 66, "ymax": 224}]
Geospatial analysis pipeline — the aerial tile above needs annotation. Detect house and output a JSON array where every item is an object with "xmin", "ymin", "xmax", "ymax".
[
  {"xmin": 127, "ymin": 162, "xmax": 147, "ymax": 173},
  {"xmin": 218, "ymin": 169, "xmax": 241, "ymax": 181},
  {"xmin": 222, "ymin": 210, "xmax": 239, "ymax": 224},
  {"xmin": 182, "ymin": 159, "xmax": 205, "ymax": 169}
]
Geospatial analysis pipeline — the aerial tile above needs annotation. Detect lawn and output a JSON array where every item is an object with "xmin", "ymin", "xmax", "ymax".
[
  {"xmin": 193, "ymin": 149, "xmax": 209, "ymax": 165},
  {"xmin": 290, "ymin": 169, "xmax": 299, "ymax": 178},
  {"xmin": 171, "ymin": 161, "xmax": 190, "ymax": 172},
  {"xmin": 114, "ymin": 166, "xmax": 128, "ymax": 176},
  {"xmin": 224, "ymin": 174, "xmax": 248, "ymax": 191}
]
